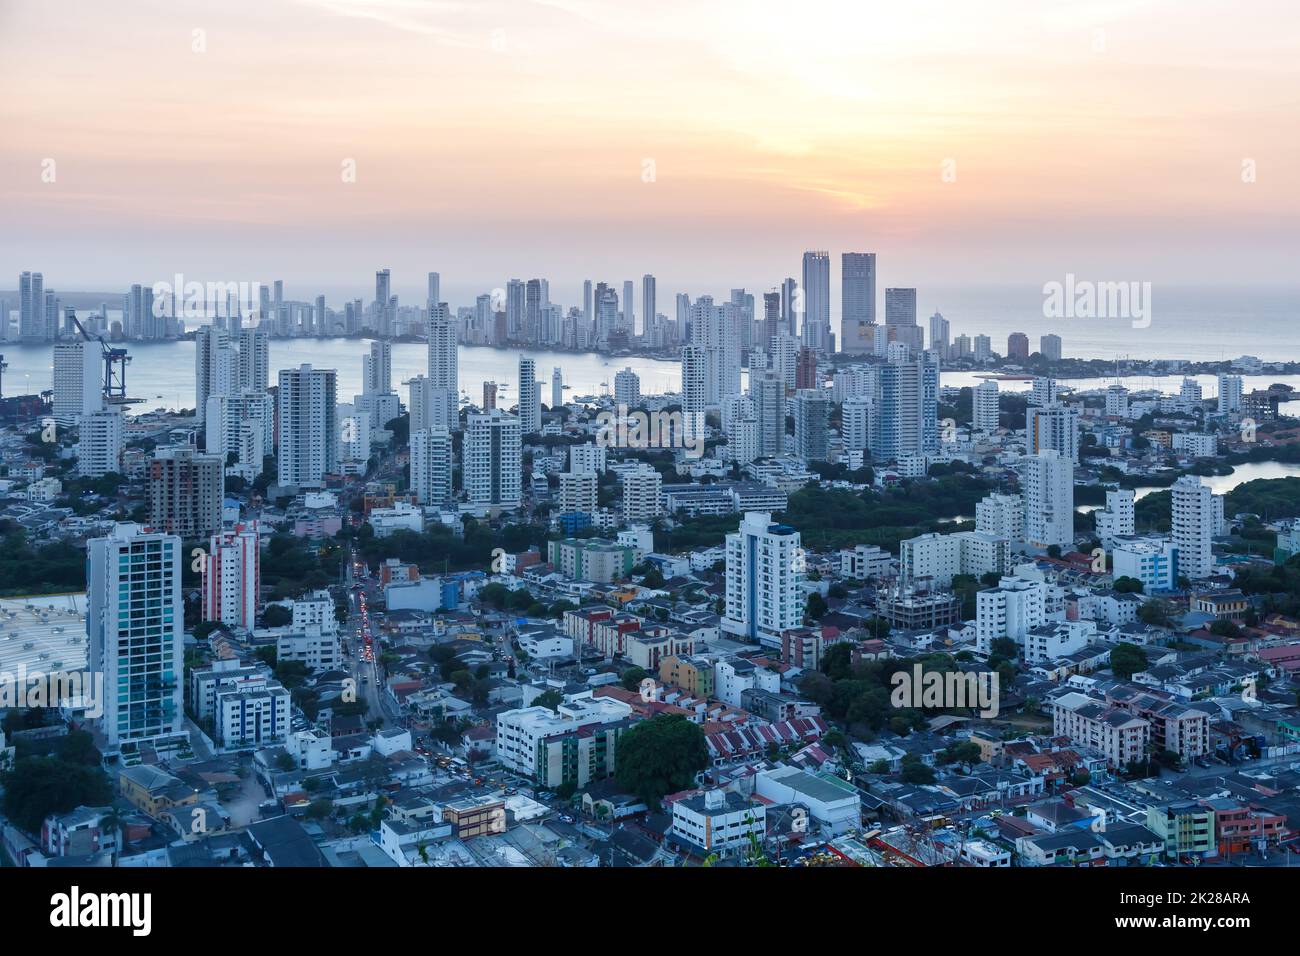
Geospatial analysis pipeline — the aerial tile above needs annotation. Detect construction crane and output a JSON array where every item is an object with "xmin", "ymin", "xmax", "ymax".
[{"xmin": 68, "ymin": 315, "xmax": 140, "ymax": 405}]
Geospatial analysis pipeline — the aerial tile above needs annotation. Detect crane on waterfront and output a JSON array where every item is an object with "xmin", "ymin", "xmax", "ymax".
[{"xmin": 67, "ymin": 315, "xmax": 141, "ymax": 405}]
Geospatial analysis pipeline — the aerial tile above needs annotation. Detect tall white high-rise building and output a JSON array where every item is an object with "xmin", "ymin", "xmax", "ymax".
[
  {"xmin": 517, "ymin": 357, "xmax": 541, "ymax": 434},
  {"xmin": 722, "ymin": 512, "xmax": 803, "ymax": 645},
  {"xmin": 1024, "ymin": 450, "xmax": 1075, "ymax": 549},
  {"xmin": 427, "ymin": 272, "xmax": 440, "ymax": 311},
  {"xmin": 614, "ymin": 367, "xmax": 641, "ymax": 407},
  {"xmin": 551, "ymin": 367, "xmax": 564, "ymax": 410},
  {"xmin": 76, "ymin": 407, "xmax": 124, "ymax": 477},
  {"xmin": 689, "ymin": 296, "xmax": 741, "ymax": 405},
  {"xmin": 1105, "ymin": 384, "xmax": 1130, "ymax": 419},
  {"xmin": 622, "ymin": 464, "xmax": 662, "ymax": 523},
  {"xmin": 202, "ymin": 522, "xmax": 260, "ymax": 631},
  {"xmin": 680, "ymin": 346, "xmax": 708, "ymax": 436},
  {"xmin": 840, "ymin": 252, "xmax": 876, "ymax": 354},
  {"xmin": 928, "ymin": 312, "xmax": 950, "ymax": 359},
  {"xmin": 465, "ymin": 408, "xmax": 522, "ymax": 508},
  {"xmin": 427, "ymin": 302, "xmax": 459, "ymax": 429},
  {"xmin": 726, "ymin": 417, "xmax": 760, "ymax": 465},
  {"xmin": 976, "ymin": 576, "xmax": 1047, "ymax": 654},
  {"xmin": 750, "ymin": 373, "xmax": 786, "ymax": 459},
  {"xmin": 973, "ymin": 380, "xmax": 1000, "ymax": 432},
  {"xmin": 374, "ymin": 269, "xmax": 392, "ymax": 334},
  {"xmin": 52, "ymin": 340, "xmax": 104, "ymax": 425},
  {"xmin": 622, "ymin": 279, "xmax": 635, "ymax": 333},
  {"xmin": 792, "ymin": 389, "xmax": 831, "ymax": 462},
  {"xmin": 1027, "ymin": 404, "xmax": 1080, "ymax": 462},
  {"xmin": 1040, "ymin": 334, "xmax": 1063, "ymax": 362},
  {"xmin": 238, "ymin": 328, "xmax": 269, "ymax": 394},
  {"xmin": 976, "ymin": 493, "xmax": 1025, "ymax": 542},
  {"xmin": 336, "ymin": 403, "xmax": 371, "ymax": 470},
  {"xmin": 410, "ymin": 428, "xmax": 454, "ymax": 506},
  {"xmin": 1172, "ymin": 476, "xmax": 1217, "ymax": 580},
  {"xmin": 556, "ymin": 470, "xmax": 598, "ymax": 516},
  {"xmin": 276, "ymin": 365, "xmax": 338, "ymax": 490},
  {"xmin": 842, "ymin": 396, "xmax": 871, "ymax": 453},
  {"xmin": 88, "ymin": 523, "xmax": 184, "ymax": 746},
  {"xmin": 1095, "ymin": 488, "xmax": 1136, "ymax": 544},
  {"xmin": 1217, "ymin": 373, "xmax": 1243, "ymax": 414},
  {"xmin": 800, "ymin": 251, "xmax": 831, "ymax": 350},
  {"xmin": 1029, "ymin": 376, "xmax": 1058, "ymax": 407},
  {"xmin": 870, "ymin": 354, "xmax": 939, "ymax": 460},
  {"xmin": 19, "ymin": 271, "xmax": 45, "ymax": 342},
  {"xmin": 195, "ymin": 326, "xmax": 236, "ymax": 414},
  {"xmin": 642, "ymin": 274, "xmax": 656, "ymax": 341},
  {"xmin": 364, "ymin": 340, "xmax": 392, "ymax": 396}
]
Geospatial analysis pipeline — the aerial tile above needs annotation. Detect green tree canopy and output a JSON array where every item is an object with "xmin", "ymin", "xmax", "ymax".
[{"xmin": 613, "ymin": 714, "xmax": 709, "ymax": 805}]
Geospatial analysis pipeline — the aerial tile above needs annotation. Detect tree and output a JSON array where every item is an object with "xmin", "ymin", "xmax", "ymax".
[
  {"xmin": 1138, "ymin": 599, "xmax": 1173, "ymax": 627},
  {"xmin": 938, "ymin": 741, "xmax": 982, "ymax": 768},
  {"xmin": 805, "ymin": 592, "xmax": 829, "ymax": 621},
  {"xmin": 1, "ymin": 756, "xmax": 112, "ymax": 833},
  {"xmin": 534, "ymin": 689, "xmax": 563, "ymax": 711},
  {"xmin": 899, "ymin": 753, "xmax": 935, "ymax": 784},
  {"xmin": 261, "ymin": 604, "xmax": 292, "ymax": 628},
  {"xmin": 620, "ymin": 667, "xmax": 650, "ymax": 692},
  {"xmin": 1113, "ymin": 576, "xmax": 1144, "ymax": 594},
  {"xmin": 613, "ymin": 714, "xmax": 709, "ymax": 805},
  {"xmin": 819, "ymin": 642, "xmax": 854, "ymax": 681},
  {"xmin": 1110, "ymin": 642, "xmax": 1149, "ymax": 681}
]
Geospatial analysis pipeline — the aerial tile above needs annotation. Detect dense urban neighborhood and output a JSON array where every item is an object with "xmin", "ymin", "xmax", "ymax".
[{"xmin": 3, "ymin": 266, "xmax": 1300, "ymax": 874}]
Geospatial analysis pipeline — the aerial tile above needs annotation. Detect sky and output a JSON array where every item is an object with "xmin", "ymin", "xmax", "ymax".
[{"xmin": 2, "ymin": 0, "xmax": 1299, "ymax": 310}]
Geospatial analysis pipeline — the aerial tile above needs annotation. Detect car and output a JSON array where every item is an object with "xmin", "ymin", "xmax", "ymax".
[
  {"xmin": 559, "ymin": 814, "xmax": 575, "ymax": 824},
  {"xmin": 504, "ymin": 787, "xmax": 517, "ymax": 795}
]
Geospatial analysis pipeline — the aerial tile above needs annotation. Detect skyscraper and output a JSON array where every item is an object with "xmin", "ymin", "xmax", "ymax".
[
  {"xmin": 928, "ymin": 312, "xmax": 950, "ymax": 359},
  {"xmin": 870, "ymin": 354, "xmax": 939, "ymax": 460},
  {"xmin": 465, "ymin": 408, "xmax": 522, "ymax": 508},
  {"xmin": 1172, "ymin": 476, "xmax": 1217, "ymax": 580},
  {"xmin": 238, "ymin": 328, "xmax": 269, "ymax": 394},
  {"xmin": 427, "ymin": 302, "xmax": 459, "ymax": 429},
  {"xmin": 374, "ymin": 269, "xmax": 392, "ymax": 335},
  {"xmin": 276, "ymin": 364, "xmax": 338, "ymax": 490},
  {"xmin": 800, "ymin": 251, "xmax": 831, "ymax": 350},
  {"xmin": 88, "ymin": 523, "xmax": 184, "ymax": 746},
  {"xmin": 750, "ymin": 373, "xmax": 786, "ymax": 459},
  {"xmin": 642, "ymin": 274, "xmax": 656, "ymax": 341},
  {"xmin": 364, "ymin": 340, "xmax": 392, "ymax": 396},
  {"xmin": 19, "ymin": 271, "xmax": 44, "ymax": 342},
  {"xmin": 721, "ymin": 512, "xmax": 803, "ymax": 645},
  {"xmin": 973, "ymin": 380, "xmax": 1000, "ymax": 432},
  {"xmin": 202, "ymin": 522, "xmax": 260, "ymax": 631},
  {"xmin": 1007, "ymin": 332, "xmax": 1030, "ymax": 360},
  {"xmin": 689, "ymin": 296, "xmax": 740, "ymax": 406},
  {"xmin": 517, "ymin": 357, "xmax": 541, "ymax": 434},
  {"xmin": 1027, "ymin": 404, "xmax": 1080, "ymax": 462},
  {"xmin": 427, "ymin": 271, "xmax": 441, "ymax": 312},
  {"xmin": 551, "ymin": 367, "xmax": 564, "ymax": 410},
  {"xmin": 76, "ymin": 407, "xmax": 124, "ymax": 478},
  {"xmin": 52, "ymin": 340, "xmax": 104, "ymax": 426},
  {"xmin": 1040, "ymin": 333, "xmax": 1063, "ymax": 362},
  {"xmin": 1217, "ymin": 373, "xmax": 1243, "ymax": 414},
  {"xmin": 841, "ymin": 252, "xmax": 876, "ymax": 353},
  {"xmin": 195, "ymin": 326, "xmax": 236, "ymax": 415},
  {"xmin": 410, "ymin": 428, "xmax": 454, "ymax": 506},
  {"xmin": 793, "ymin": 389, "xmax": 831, "ymax": 462},
  {"xmin": 614, "ymin": 367, "xmax": 641, "ymax": 407},
  {"xmin": 1024, "ymin": 450, "xmax": 1074, "ymax": 549},
  {"xmin": 149, "ymin": 446, "xmax": 224, "ymax": 539}
]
